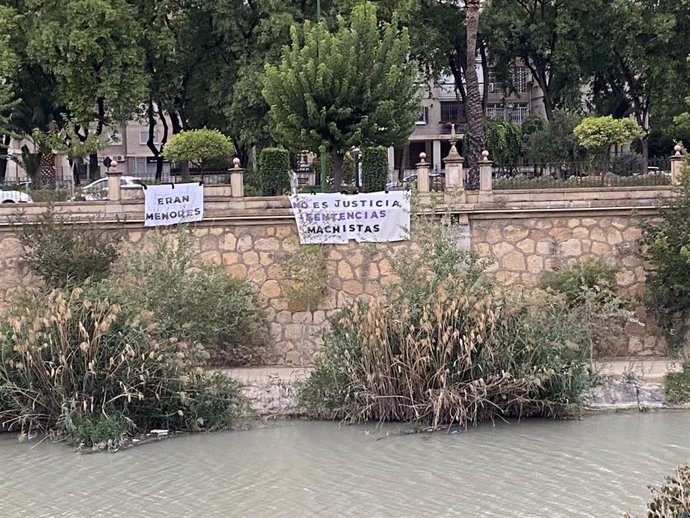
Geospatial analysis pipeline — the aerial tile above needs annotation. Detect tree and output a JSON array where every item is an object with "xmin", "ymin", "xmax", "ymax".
[
  {"xmin": 163, "ymin": 129, "xmax": 234, "ymax": 171},
  {"xmin": 464, "ymin": 0, "xmax": 484, "ymax": 188},
  {"xmin": 522, "ymin": 111, "xmax": 584, "ymax": 176},
  {"xmin": 574, "ymin": 116, "xmax": 644, "ymax": 161},
  {"xmin": 483, "ymin": 118, "xmax": 521, "ymax": 173},
  {"xmin": 262, "ymin": 2, "xmax": 419, "ymax": 189},
  {"xmin": 23, "ymin": 0, "xmax": 147, "ymax": 180},
  {"xmin": 482, "ymin": 0, "xmax": 605, "ymax": 122},
  {"xmin": 0, "ymin": 5, "xmax": 20, "ymax": 182}
]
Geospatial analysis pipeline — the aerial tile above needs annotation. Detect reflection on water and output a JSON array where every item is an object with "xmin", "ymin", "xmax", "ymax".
[{"xmin": 1, "ymin": 412, "xmax": 689, "ymax": 518}]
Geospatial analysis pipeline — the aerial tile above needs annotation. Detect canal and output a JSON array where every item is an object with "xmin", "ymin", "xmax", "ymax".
[{"xmin": 1, "ymin": 412, "xmax": 689, "ymax": 517}]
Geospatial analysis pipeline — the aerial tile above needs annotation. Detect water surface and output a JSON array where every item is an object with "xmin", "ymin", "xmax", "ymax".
[{"xmin": 2, "ymin": 412, "xmax": 689, "ymax": 517}]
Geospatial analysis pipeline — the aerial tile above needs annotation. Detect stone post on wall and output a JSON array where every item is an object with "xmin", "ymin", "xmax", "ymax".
[
  {"xmin": 229, "ymin": 157, "xmax": 245, "ymax": 198},
  {"xmin": 670, "ymin": 144, "xmax": 684, "ymax": 186},
  {"xmin": 443, "ymin": 124, "xmax": 465, "ymax": 193},
  {"xmin": 479, "ymin": 150, "xmax": 493, "ymax": 193},
  {"xmin": 416, "ymin": 152, "xmax": 430, "ymax": 193},
  {"xmin": 106, "ymin": 161, "xmax": 122, "ymax": 202}
]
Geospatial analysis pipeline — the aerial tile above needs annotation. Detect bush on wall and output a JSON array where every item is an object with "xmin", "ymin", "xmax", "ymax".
[
  {"xmin": 361, "ymin": 146, "xmax": 388, "ymax": 192},
  {"xmin": 260, "ymin": 148, "xmax": 291, "ymax": 195}
]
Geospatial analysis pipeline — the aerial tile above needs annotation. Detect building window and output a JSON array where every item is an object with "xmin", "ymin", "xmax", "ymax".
[
  {"xmin": 440, "ymin": 101, "xmax": 463, "ymax": 123},
  {"xmin": 511, "ymin": 66, "xmax": 529, "ymax": 94},
  {"xmin": 509, "ymin": 103, "xmax": 530, "ymax": 125},
  {"xmin": 416, "ymin": 106, "xmax": 429, "ymax": 125},
  {"xmin": 107, "ymin": 129, "xmax": 122, "ymax": 146},
  {"xmin": 139, "ymin": 130, "xmax": 160, "ymax": 145}
]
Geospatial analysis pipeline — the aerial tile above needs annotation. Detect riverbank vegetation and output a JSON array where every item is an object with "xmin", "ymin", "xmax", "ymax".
[
  {"xmin": 300, "ymin": 218, "xmax": 624, "ymax": 428},
  {"xmin": 1, "ymin": 217, "xmax": 269, "ymax": 448},
  {"xmin": 626, "ymin": 465, "xmax": 690, "ymax": 517}
]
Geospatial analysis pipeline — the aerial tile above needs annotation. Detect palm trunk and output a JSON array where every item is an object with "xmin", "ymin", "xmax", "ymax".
[{"xmin": 465, "ymin": 0, "xmax": 484, "ymax": 190}]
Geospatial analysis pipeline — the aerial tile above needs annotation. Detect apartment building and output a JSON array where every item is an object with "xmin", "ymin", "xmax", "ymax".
[{"xmin": 390, "ymin": 64, "xmax": 546, "ymax": 179}]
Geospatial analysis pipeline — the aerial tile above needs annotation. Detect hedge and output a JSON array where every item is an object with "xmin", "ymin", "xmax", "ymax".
[
  {"xmin": 361, "ymin": 146, "xmax": 388, "ymax": 192},
  {"xmin": 260, "ymin": 148, "xmax": 291, "ymax": 195}
]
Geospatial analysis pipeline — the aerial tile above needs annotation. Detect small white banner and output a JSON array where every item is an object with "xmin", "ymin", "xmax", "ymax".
[
  {"xmin": 144, "ymin": 183, "xmax": 204, "ymax": 227},
  {"xmin": 289, "ymin": 191, "xmax": 411, "ymax": 244}
]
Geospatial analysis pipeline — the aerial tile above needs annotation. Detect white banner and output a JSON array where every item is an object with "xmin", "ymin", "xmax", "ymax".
[
  {"xmin": 144, "ymin": 183, "xmax": 204, "ymax": 227},
  {"xmin": 289, "ymin": 191, "xmax": 411, "ymax": 244}
]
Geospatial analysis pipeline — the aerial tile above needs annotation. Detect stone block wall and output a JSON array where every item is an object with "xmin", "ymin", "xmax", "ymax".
[{"xmin": 0, "ymin": 205, "xmax": 668, "ymax": 365}]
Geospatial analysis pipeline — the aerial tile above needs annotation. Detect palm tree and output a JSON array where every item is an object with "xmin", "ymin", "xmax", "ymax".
[{"xmin": 465, "ymin": 0, "xmax": 485, "ymax": 190}]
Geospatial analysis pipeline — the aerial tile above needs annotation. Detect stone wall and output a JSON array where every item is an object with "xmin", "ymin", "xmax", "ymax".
[{"xmin": 0, "ymin": 193, "xmax": 671, "ymax": 364}]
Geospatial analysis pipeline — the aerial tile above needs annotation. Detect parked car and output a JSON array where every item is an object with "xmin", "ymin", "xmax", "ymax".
[
  {"xmin": 76, "ymin": 176, "xmax": 145, "ymax": 201},
  {"xmin": 0, "ymin": 188, "xmax": 32, "ymax": 203}
]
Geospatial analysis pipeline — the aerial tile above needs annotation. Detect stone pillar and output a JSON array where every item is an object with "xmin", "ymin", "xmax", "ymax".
[
  {"xmin": 480, "ymin": 150, "xmax": 493, "ymax": 192},
  {"xmin": 229, "ymin": 157, "xmax": 245, "ymax": 198},
  {"xmin": 443, "ymin": 124, "xmax": 464, "ymax": 192},
  {"xmin": 670, "ymin": 144, "xmax": 684, "ymax": 186},
  {"xmin": 106, "ymin": 163, "xmax": 122, "ymax": 202},
  {"xmin": 416, "ymin": 152, "xmax": 430, "ymax": 193},
  {"xmin": 432, "ymin": 139, "xmax": 442, "ymax": 171}
]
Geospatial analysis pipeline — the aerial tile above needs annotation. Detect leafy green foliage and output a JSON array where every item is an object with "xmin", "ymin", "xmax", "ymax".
[
  {"xmin": 664, "ymin": 363, "xmax": 690, "ymax": 405},
  {"xmin": 104, "ymin": 230, "xmax": 270, "ymax": 367},
  {"xmin": 574, "ymin": 116, "xmax": 645, "ymax": 156},
  {"xmin": 541, "ymin": 258, "xmax": 619, "ymax": 307},
  {"xmin": 360, "ymin": 146, "xmax": 388, "ymax": 192},
  {"xmin": 260, "ymin": 148, "xmax": 291, "ymax": 196},
  {"xmin": 625, "ymin": 466, "xmax": 690, "ymax": 518},
  {"xmin": 300, "ymin": 217, "xmax": 597, "ymax": 426},
  {"xmin": 282, "ymin": 244, "xmax": 327, "ymax": 312},
  {"xmin": 483, "ymin": 118, "xmax": 522, "ymax": 171},
  {"xmin": 0, "ymin": 288, "xmax": 243, "ymax": 445},
  {"xmin": 522, "ymin": 111, "xmax": 585, "ymax": 167},
  {"xmin": 610, "ymin": 153, "xmax": 646, "ymax": 177},
  {"xmin": 163, "ymin": 129, "xmax": 234, "ymax": 170},
  {"xmin": 641, "ymin": 167, "xmax": 690, "ymax": 354},
  {"xmin": 18, "ymin": 208, "xmax": 123, "ymax": 290},
  {"xmin": 262, "ymin": 2, "xmax": 419, "ymax": 188}
]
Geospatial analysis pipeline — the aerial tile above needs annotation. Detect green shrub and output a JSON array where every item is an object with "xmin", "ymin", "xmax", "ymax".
[
  {"xmin": 104, "ymin": 229, "xmax": 270, "ymax": 366},
  {"xmin": 641, "ymin": 167, "xmax": 690, "ymax": 354},
  {"xmin": 260, "ymin": 148, "xmax": 290, "ymax": 195},
  {"xmin": 0, "ymin": 288, "xmax": 243, "ymax": 446},
  {"xmin": 18, "ymin": 207, "xmax": 123, "ymax": 289},
  {"xmin": 282, "ymin": 243, "xmax": 327, "ymax": 311},
  {"xmin": 664, "ymin": 363, "xmax": 690, "ymax": 404},
  {"xmin": 300, "ymin": 217, "xmax": 597, "ymax": 427},
  {"xmin": 29, "ymin": 189, "xmax": 70, "ymax": 202},
  {"xmin": 625, "ymin": 466, "xmax": 690, "ymax": 517},
  {"xmin": 610, "ymin": 153, "xmax": 646, "ymax": 177},
  {"xmin": 541, "ymin": 258, "xmax": 619, "ymax": 307},
  {"xmin": 541, "ymin": 258, "xmax": 630, "ymax": 359},
  {"xmin": 361, "ymin": 146, "xmax": 388, "ymax": 192}
]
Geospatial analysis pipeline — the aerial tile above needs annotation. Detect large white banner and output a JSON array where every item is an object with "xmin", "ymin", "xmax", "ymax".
[
  {"xmin": 144, "ymin": 183, "xmax": 204, "ymax": 227},
  {"xmin": 289, "ymin": 191, "xmax": 411, "ymax": 244}
]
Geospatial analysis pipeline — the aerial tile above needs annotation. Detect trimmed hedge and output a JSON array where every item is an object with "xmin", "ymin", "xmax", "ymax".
[
  {"xmin": 361, "ymin": 146, "xmax": 388, "ymax": 192},
  {"xmin": 260, "ymin": 148, "xmax": 291, "ymax": 195}
]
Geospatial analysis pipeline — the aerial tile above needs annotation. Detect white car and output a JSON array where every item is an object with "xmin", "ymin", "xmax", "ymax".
[
  {"xmin": 77, "ymin": 176, "xmax": 145, "ymax": 201},
  {"xmin": 0, "ymin": 190, "xmax": 33, "ymax": 203}
]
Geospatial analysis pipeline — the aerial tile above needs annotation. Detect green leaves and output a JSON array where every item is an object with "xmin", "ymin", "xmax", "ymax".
[
  {"xmin": 163, "ymin": 129, "xmax": 234, "ymax": 170},
  {"xmin": 262, "ymin": 1, "xmax": 418, "ymax": 186},
  {"xmin": 574, "ymin": 116, "xmax": 644, "ymax": 153}
]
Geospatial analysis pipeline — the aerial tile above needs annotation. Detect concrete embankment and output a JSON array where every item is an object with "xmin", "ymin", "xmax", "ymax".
[{"xmin": 226, "ymin": 359, "xmax": 689, "ymax": 417}]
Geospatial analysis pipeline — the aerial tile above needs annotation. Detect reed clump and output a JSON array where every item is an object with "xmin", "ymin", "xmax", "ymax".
[
  {"xmin": 300, "ymin": 217, "xmax": 602, "ymax": 428},
  {"xmin": 0, "ymin": 288, "xmax": 243, "ymax": 447}
]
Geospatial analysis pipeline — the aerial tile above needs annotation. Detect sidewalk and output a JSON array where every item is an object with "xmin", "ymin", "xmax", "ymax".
[
  {"xmin": 595, "ymin": 358, "xmax": 682, "ymax": 382},
  {"xmin": 225, "ymin": 359, "xmax": 682, "ymax": 385}
]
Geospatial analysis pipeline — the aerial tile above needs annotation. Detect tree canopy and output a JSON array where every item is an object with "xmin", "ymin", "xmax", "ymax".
[
  {"xmin": 163, "ymin": 129, "xmax": 234, "ymax": 170},
  {"xmin": 262, "ymin": 1, "xmax": 419, "ymax": 188}
]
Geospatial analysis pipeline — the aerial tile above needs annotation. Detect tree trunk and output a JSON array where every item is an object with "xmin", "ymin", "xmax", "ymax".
[
  {"xmin": 465, "ymin": 0, "xmax": 485, "ymax": 190},
  {"xmin": 89, "ymin": 153, "xmax": 99, "ymax": 181},
  {"xmin": 0, "ymin": 135, "xmax": 9, "ymax": 183},
  {"xmin": 331, "ymin": 147, "xmax": 344, "ymax": 192},
  {"xmin": 37, "ymin": 152, "xmax": 56, "ymax": 190}
]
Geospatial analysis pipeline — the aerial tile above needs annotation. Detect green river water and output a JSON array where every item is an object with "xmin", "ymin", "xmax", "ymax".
[{"xmin": 1, "ymin": 411, "xmax": 689, "ymax": 517}]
